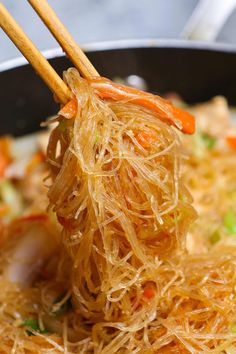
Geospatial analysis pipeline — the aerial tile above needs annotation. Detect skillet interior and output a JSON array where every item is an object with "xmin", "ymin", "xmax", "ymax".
[{"xmin": 1, "ymin": 42, "xmax": 236, "ymax": 136}]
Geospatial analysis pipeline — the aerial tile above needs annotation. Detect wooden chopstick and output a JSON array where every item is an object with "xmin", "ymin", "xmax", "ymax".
[
  {"xmin": 28, "ymin": 0, "xmax": 99, "ymax": 79},
  {"xmin": 0, "ymin": 3, "xmax": 71, "ymax": 104}
]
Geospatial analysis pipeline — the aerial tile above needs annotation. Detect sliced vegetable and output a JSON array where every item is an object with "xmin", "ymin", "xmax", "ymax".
[
  {"xmin": 0, "ymin": 155, "xmax": 9, "ymax": 178},
  {"xmin": 201, "ymin": 133, "xmax": 217, "ymax": 150},
  {"xmin": 94, "ymin": 131, "xmax": 100, "ymax": 144},
  {"xmin": 59, "ymin": 98, "xmax": 77, "ymax": 119},
  {"xmin": 172, "ymin": 107, "xmax": 195, "ymax": 135},
  {"xmin": 4, "ymin": 219, "xmax": 56, "ymax": 287},
  {"xmin": 0, "ymin": 180, "xmax": 23, "ymax": 219},
  {"xmin": 19, "ymin": 213, "xmax": 48, "ymax": 223},
  {"xmin": 224, "ymin": 210, "xmax": 236, "ymax": 234},
  {"xmin": 136, "ymin": 130, "xmax": 158, "ymax": 148},
  {"xmin": 142, "ymin": 283, "xmax": 156, "ymax": 300},
  {"xmin": 226, "ymin": 136, "xmax": 236, "ymax": 150},
  {"xmin": 191, "ymin": 132, "xmax": 217, "ymax": 158},
  {"xmin": 25, "ymin": 152, "xmax": 44, "ymax": 175},
  {"xmin": 9, "ymin": 133, "xmax": 38, "ymax": 177},
  {"xmin": 90, "ymin": 78, "xmax": 195, "ymax": 134},
  {"xmin": 0, "ymin": 204, "xmax": 9, "ymax": 217},
  {"xmin": 230, "ymin": 322, "xmax": 236, "ymax": 334},
  {"xmin": 143, "ymin": 288, "xmax": 155, "ymax": 299},
  {"xmin": 22, "ymin": 318, "xmax": 48, "ymax": 335},
  {"xmin": 0, "ymin": 136, "xmax": 12, "ymax": 177}
]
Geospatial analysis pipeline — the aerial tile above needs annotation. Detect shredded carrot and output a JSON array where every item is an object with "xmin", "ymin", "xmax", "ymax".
[
  {"xmin": 25, "ymin": 152, "xmax": 44, "ymax": 175},
  {"xmin": 131, "ymin": 168, "xmax": 137, "ymax": 177},
  {"xmin": 0, "ymin": 204, "xmax": 9, "ymax": 217},
  {"xmin": 171, "ymin": 106, "xmax": 195, "ymax": 135},
  {"xmin": 0, "ymin": 156, "xmax": 9, "ymax": 178},
  {"xmin": 136, "ymin": 130, "xmax": 158, "ymax": 148},
  {"xmin": 226, "ymin": 136, "xmax": 236, "ymax": 149},
  {"xmin": 19, "ymin": 214, "xmax": 48, "ymax": 223},
  {"xmin": 0, "ymin": 137, "xmax": 12, "ymax": 177},
  {"xmin": 7, "ymin": 214, "xmax": 49, "ymax": 237},
  {"xmin": 59, "ymin": 98, "xmax": 77, "ymax": 119},
  {"xmin": 90, "ymin": 78, "xmax": 195, "ymax": 134},
  {"xmin": 159, "ymin": 343, "xmax": 189, "ymax": 354},
  {"xmin": 143, "ymin": 284, "xmax": 156, "ymax": 299}
]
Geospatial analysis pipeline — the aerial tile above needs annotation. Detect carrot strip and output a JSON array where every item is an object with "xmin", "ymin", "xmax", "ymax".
[
  {"xmin": 59, "ymin": 98, "xmax": 77, "ymax": 119},
  {"xmin": 226, "ymin": 136, "xmax": 236, "ymax": 149},
  {"xmin": 172, "ymin": 107, "xmax": 195, "ymax": 135},
  {"xmin": 19, "ymin": 214, "xmax": 48, "ymax": 223},
  {"xmin": 136, "ymin": 130, "xmax": 158, "ymax": 148},
  {"xmin": 143, "ymin": 286, "xmax": 155, "ymax": 299},
  {"xmin": 25, "ymin": 152, "xmax": 44, "ymax": 175},
  {"xmin": 0, "ymin": 204, "xmax": 9, "ymax": 217},
  {"xmin": 0, "ymin": 137, "xmax": 12, "ymax": 177},
  {"xmin": 0, "ymin": 155, "xmax": 9, "ymax": 178},
  {"xmin": 90, "ymin": 78, "xmax": 195, "ymax": 134}
]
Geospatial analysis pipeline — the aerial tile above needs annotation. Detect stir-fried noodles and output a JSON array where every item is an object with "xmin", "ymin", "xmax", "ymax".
[{"xmin": 0, "ymin": 69, "xmax": 235, "ymax": 353}]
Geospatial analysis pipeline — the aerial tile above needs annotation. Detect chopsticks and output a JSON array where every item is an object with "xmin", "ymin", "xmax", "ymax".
[
  {"xmin": 0, "ymin": 3, "xmax": 71, "ymax": 104},
  {"xmin": 27, "ymin": 0, "xmax": 99, "ymax": 79},
  {"xmin": 0, "ymin": 0, "xmax": 100, "ymax": 106}
]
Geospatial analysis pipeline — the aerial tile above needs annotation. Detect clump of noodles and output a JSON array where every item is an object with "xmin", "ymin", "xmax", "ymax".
[
  {"xmin": 0, "ymin": 71, "xmax": 236, "ymax": 353},
  {"xmin": 47, "ymin": 68, "xmax": 196, "ymax": 352}
]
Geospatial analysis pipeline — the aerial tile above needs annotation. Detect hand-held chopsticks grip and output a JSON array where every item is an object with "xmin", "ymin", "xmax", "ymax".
[
  {"xmin": 0, "ymin": 3, "xmax": 71, "ymax": 104},
  {"xmin": 28, "ymin": 0, "xmax": 99, "ymax": 79}
]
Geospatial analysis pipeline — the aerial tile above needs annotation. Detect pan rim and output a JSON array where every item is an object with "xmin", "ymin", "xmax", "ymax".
[{"xmin": 1, "ymin": 38, "xmax": 236, "ymax": 72}]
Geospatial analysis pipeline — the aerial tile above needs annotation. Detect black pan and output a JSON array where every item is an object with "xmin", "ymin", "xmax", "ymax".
[{"xmin": 1, "ymin": 39, "xmax": 236, "ymax": 136}]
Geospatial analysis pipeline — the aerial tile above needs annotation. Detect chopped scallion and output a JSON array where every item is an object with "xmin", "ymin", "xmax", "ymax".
[
  {"xmin": 224, "ymin": 210, "xmax": 236, "ymax": 235},
  {"xmin": 201, "ymin": 133, "xmax": 216, "ymax": 150},
  {"xmin": 230, "ymin": 322, "xmax": 236, "ymax": 333},
  {"xmin": 94, "ymin": 132, "xmax": 100, "ymax": 145},
  {"xmin": 22, "ymin": 318, "xmax": 48, "ymax": 335}
]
